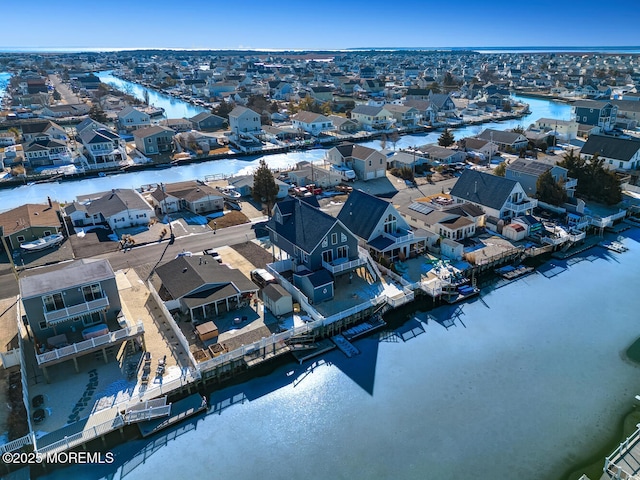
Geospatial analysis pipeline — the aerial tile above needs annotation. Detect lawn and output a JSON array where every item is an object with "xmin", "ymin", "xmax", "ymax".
[{"xmin": 207, "ymin": 211, "xmax": 250, "ymax": 229}]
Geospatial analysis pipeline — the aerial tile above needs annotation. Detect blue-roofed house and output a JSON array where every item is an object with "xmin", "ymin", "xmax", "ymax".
[
  {"xmin": 266, "ymin": 197, "xmax": 364, "ymax": 303},
  {"xmin": 449, "ymin": 169, "xmax": 537, "ymax": 220},
  {"xmin": 337, "ymin": 189, "xmax": 428, "ymax": 263}
]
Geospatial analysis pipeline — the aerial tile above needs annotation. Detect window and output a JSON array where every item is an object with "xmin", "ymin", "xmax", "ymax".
[
  {"xmin": 383, "ymin": 214, "xmax": 397, "ymax": 234},
  {"xmin": 322, "ymin": 237, "xmax": 328, "ymax": 248},
  {"xmin": 82, "ymin": 312, "xmax": 102, "ymax": 326},
  {"xmin": 43, "ymin": 231, "xmax": 51, "ymax": 236},
  {"xmin": 331, "ymin": 233, "xmax": 338, "ymax": 245},
  {"xmin": 17, "ymin": 235, "xmax": 25, "ymax": 242},
  {"xmin": 39, "ymin": 321, "xmax": 47, "ymax": 330},
  {"xmin": 337, "ymin": 245, "xmax": 348, "ymax": 259},
  {"xmin": 369, "ymin": 160, "xmax": 372, "ymax": 167},
  {"xmin": 82, "ymin": 284, "xmax": 103, "ymax": 302},
  {"xmin": 43, "ymin": 293, "xmax": 65, "ymax": 312},
  {"xmin": 322, "ymin": 250, "xmax": 333, "ymax": 263}
]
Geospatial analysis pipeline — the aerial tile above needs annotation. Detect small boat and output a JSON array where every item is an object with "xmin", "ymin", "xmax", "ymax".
[
  {"xmin": 20, "ymin": 233, "xmax": 64, "ymax": 252},
  {"xmin": 601, "ymin": 241, "xmax": 628, "ymax": 253},
  {"xmin": 216, "ymin": 186, "xmax": 242, "ymax": 200}
]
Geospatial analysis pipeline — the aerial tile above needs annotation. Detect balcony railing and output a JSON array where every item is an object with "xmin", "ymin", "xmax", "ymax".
[
  {"xmin": 44, "ymin": 297, "xmax": 110, "ymax": 325},
  {"xmin": 564, "ymin": 177, "xmax": 578, "ymax": 189},
  {"xmin": 382, "ymin": 230, "xmax": 415, "ymax": 245},
  {"xmin": 322, "ymin": 256, "xmax": 366, "ymax": 274},
  {"xmin": 36, "ymin": 321, "xmax": 144, "ymax": 365},
  {"xmin": 504, "ymin": 198, "xmax": 538, "ymax": 214}
]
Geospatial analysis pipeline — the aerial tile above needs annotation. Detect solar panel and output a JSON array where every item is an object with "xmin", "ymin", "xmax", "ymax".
[{"xmin": 408, "ymin": 202, "xmax": 434, "ymax": 215}]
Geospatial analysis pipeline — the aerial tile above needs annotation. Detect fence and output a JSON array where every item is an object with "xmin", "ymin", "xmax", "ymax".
[
  {"xmin": 0, "ymin": 348, "xmax": 20, "ymax": 368},
  {"xmin": 622, "ymin": 183, "xmax": 640, "ymax": 195},
  {"xmin": 604, "ymin": 424, "xmax": 640, "ymax": 479},
  {"xmin": 147, "ymin": 280, "xmax": 199, "ymax": 369}
]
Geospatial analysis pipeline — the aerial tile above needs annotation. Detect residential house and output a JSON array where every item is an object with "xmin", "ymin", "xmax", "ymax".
[
  {"xmin": 476, "ymin": 129, "xmax": 529, "ymax": 153},
  {"xmin": 328, "ymin": 115, "xmax": 358, "ymax": 133},
  {"xmin": 428, "ymin": 93, "xmax": 458, "ymax": 118},
  {"xmin": 462, "ymin": 137, "xmax": 498, "ymax": 160},
  {"xmin": 386, "ymin": 151, "xmax": 428, "ymax": 170},
  {"xmin": 266, "ymin": 197, "xmax": 363, "ymax": 303},
  {"xmin": 325, "ymin": 143, "xmax": 387, "ymax": 181},
  {"xmin": 291, "ymin": 111, "xmax": 335, "ymax": 135},
  {"xmin": 337, "ymin": 189, "xmax": 428, "ymax": 262},
  {"xmin": 149, "ymin": 181, "xmax": 223, "ymax": 215},
  {"xmin": 611, "ymin": 100, "xmax": 640, "ymax": 129},
  {"xmin": 160, "ymin": 118, "xmax": 193, "ymax": 133},
  {"xmin": 418, "ymin": 145, "xmax": 466, "ymax": 165},
  {"xmin": 505, "ymin": 158, "xmax": 576, "ymax": 197},
  {"xmin": 382, "ymin": 104, "xmax": 419, "ymax": 127},
  {"xmin": 19, "ymin": 258, "xmax": 142, "ymax": 381},
  {"xmin": 227, "ymin": 175, "xmax": 290, "ymax": 199},
  {"xmin": 189, "ymin": 112, "xmax": 226, "ymax": 131},
  {"xmin": 41, "ymin": 103, "xmax": 90, "ymax": 118},
  {"xmin": 66, "ymin": 189, "xmax": 154, "ymax": 229},
  {"xmin": 310, "ymin": 86, "xmax": 334, "ymax": 102},
  {"xmin": 0, "ymin": 201, "xmax": 62, "ymax": 250},
  {"xmin": 287, "ymin": 165, "xmax": 342, "ymax": 189},
  {"xmin": 77, "ymin": 119, "xmax": 126, "ymax": 168},
  {"xmin": 117, "ymin": 106, "xmax": 151, "ymax": 132},
  {"xmin": 133, "ymin": 125, "xmax": 175, "ymax": 156},
  {"xmin": 228, "ymin": 106, "xmax": 263, "ymax": 146},
  {"xmin": 580, "ymin": 134, "xmax": 640, "ymax": 171},
  {"xmin": 534, "ymin": 118, "xmax": 580, "ymax": 142},
  {"xmin": 153, "ymin": 256, "xmax": 258, "ymax": 322},
  {"xmin": 572, "ymin": 100, "xmax": 617, "ymax": 131},
  {"xmin": 20, "ymin": 120, "xmax": 68, "ymax": 142},
  {"xmin": 350, "ymin": 105, "xmax": 393, "ymax": 130},
  {"xmin": 23, "ymin": 138, "xmax": 71, "ymax": 168},
  {"xmin": 450, "ymin": 169, "xmax": 538, "ymax": 220},
  {"xmin": 397, "ymin": 196, "xmax": 485, "ymax": 242}
]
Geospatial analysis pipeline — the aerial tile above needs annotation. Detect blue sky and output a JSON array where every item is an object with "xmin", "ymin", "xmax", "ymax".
[{"xmin": 2, "ymin": 0, "xmax": 638, "ymax": 51}]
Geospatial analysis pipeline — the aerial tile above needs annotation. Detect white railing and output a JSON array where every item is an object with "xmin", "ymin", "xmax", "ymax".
[
  {"xmin": 604, "ymin": 424, "xmax": 640, "ymax": 479},
  {"xmin": 568, "ymin": 230, "xmax": 586, "ymax": 242},
  {"xmin": 321, "ymin": 256, "xmax": 365, "ymax": 274},
  {"xmin": 147, "ymin": 280, "xmax": 198, "ymax": 369},
  {"xmin": 504, "ymin": 199, "xmax": 538, "ymax": 214},
  {"xmin": 564, "ymin": 177, "xmax": 578, "ymax": 189},
  {"xmin": 269, "ymin": 258, "xmax": 294, "ymax": 274},
  {"xmin": 590, "ymin": 210, "xmax": 626, "ymax": 228},
  {"xmin": 358, "ymin": 246, "xmax": 382, "ymax": 280},
  {"xmin": 37, "ymin": 416, "xmax": 126, "ymax": 454},
  {"xmin": 36, "ymin": 321, "xmax": 144, "ymax": 365},
  {"xmin": 382, "ymin": 230, "xmax": 414, "ymax": 245},
  {"xmin": 0, "ymin": 434, "xmax": 34, "ymax": 454},
  {"xmin": 266, "ymin": 264, "xmax": 323, "ymax": 322},
  {"xmin": 125, "ymin": 405, "xmax": 171, "ymax": 424},
  {"xmin": 0, "ymin": 348, "xmax": 20, "ymax": 368},
  {"xmin": 44, "ymin": 297, "xmax": 110, "ymax": 324}
]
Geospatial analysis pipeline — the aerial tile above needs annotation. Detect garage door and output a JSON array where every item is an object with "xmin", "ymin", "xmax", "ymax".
[
  {"xmin": 366, "ymin": 171, "xmax": 375, "ymax": 180},
  {"xmin": 376, "ymin": 169, "xmax": 385, "ymax": 178}
]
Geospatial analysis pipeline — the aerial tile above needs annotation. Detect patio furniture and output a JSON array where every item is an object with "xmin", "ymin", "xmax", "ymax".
[
  {"xmin": 32, "ymin": 394, "xmax": 44, "ymax": 408},
  {"xmin": 82, "ymin": 323, "xmax": 109, "ymax": 340},
  {"xmin": 32, "ymin": 408, "xmax": 45, "ymax": 424},
  {"xmin": 196, "ymin": 321, "xmax": 218, "ymax": 342},
  {"xmin": 47, "ymin": 333, "xmax": 68, "ymax": 348}
]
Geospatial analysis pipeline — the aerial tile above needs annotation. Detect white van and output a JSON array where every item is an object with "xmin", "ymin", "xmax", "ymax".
[{"xmin": 250, "ymin": 268, "xmax": 276, "ymax": 288}]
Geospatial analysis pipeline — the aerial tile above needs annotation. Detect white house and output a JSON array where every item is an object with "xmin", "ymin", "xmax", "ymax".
[
  {"xmin": 291, "ymin": 111, "xmax": 334, "ymax": 135},
  {"xmin": 68, "ymin": 189, "xmax": 155, "ymax": 229},
  {"xmin": 228, "ymin": 106, "xmax": 262, "ymax": 142}
]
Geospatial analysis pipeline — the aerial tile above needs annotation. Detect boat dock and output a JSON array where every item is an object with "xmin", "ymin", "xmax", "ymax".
[
  {"xmin": 290, "ymin": 339, "xmax": 336, "ymax": 364},
  {"xmin": 342, "ymin": 315, "xmax": 387, "ymax": 341},
  {"xmin": 137, "ymin": 393, "xmax": 207, "ymax": 438},
  {"xmin": 600, "ymin": 241, "xmax": 629, "ymax": 253},
  {"xmin": 331, "ymin": 334, "xmax": 360, "ymax": 358},
  {"xmin": 495, "ymin": 265, "xmax": 535, "ymax": 280}
]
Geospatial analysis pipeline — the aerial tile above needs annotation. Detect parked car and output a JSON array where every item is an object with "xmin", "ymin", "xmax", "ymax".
[
  {"xmin": 175, "ymin": 251, "xmax": 193, "ymax": 259},
  {"xmin": 250, "ymin": 268, "xmax": 276, "ymax": 288}
]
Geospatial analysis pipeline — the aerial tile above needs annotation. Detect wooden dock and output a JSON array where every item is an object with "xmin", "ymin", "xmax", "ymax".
[
  {"xmin": 290, "ymin": 339, "xmax": 336, "ymax": 364},
  {"xmin": 137, "ymin": 393, "xmax": 207, "ymax": 438},
  {"xmin": 342, "ymin": 316, "xmax": 387, "ymax": 341},
  {"xmin": 331, "ymin": 334, "xmax": 360, "ymax": 358}
]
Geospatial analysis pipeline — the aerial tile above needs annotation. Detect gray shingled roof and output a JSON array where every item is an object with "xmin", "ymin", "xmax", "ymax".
[
  {"xmin": 20, "ymin": 259, "xmax": 114, "ymax": 299},
  {"xmin": 267, "ymin": 197, "xmax": 336, "ymax": 254},
  {"xmin": 476, "ymin": 129, "xmax": 526, "ymax": 145},
  {"xmin": 155, "ymin": 256, "xmax": 256, "ymax": 301},
  {"xmin": 84, "ymin": 189, "xmax": 152, "ymax": 218},
  {"xmin": 450, "ymin": 169, "xmax": 519, "ymax": 210},
  {"xmin": 580, "ymin": 135, "xmax": 640, "ymax": 161},
  {"xmin": 352, "ymin": 105, "xmax": 384, "ymax": 116},
  {"xmin": 506, "ymin": 158, "xmax": 553, "ymax": 176},
  {"xmin": 337, "ymin": 189, "xmax": 390, "ymax": 241}
]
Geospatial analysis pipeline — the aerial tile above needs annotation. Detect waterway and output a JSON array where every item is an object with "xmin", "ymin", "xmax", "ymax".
[
  {"xmin": 0, "ymin": 72, "xmax": 11, "ymax": 105},
  {"xmin": 40, "ymin": 228, "xmax": 640, "ymax": 480},
  {"xmin": 0, "ymin": 86, "xmax": 572, "ymax": 212}
]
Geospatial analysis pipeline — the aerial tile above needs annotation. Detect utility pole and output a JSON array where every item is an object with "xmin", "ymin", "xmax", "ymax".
[{"xmin": 1, "ymin": 234, "xmax": 19, "ymax": 284}]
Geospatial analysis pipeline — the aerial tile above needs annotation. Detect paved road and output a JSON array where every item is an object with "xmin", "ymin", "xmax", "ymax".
[{"xmin": 48, "ymin": 74, "xmax": 80, "ymax": 104}]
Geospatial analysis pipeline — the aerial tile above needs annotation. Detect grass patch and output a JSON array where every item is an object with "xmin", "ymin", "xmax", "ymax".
[
  {"xmin": 626, "ymin": 337, "xmax": 640, "ymax": 364},
  {"xmin": 208, "ymin": 211, "xmax": 249, "ymax": 230}
]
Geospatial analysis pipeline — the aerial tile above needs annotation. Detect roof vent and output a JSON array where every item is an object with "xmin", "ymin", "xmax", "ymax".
[{"xmin": 182, "ymin": 268, "xmax": 188, "ymax": 273}]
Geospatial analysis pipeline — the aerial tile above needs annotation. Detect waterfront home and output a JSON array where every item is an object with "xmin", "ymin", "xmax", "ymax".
[
  {"xmin": 579, "ymin": 134, "xmax": 640, "ymax": 171},
  {"xmin": 382, "ymin": 104, "xmax": 420, "ymax": 127},
  {"xmin": 427, "ymin": 93, "xmax": 458, "ymax": 118},
  {"xmin": 572, "ymin": 100, "xmax": 617, "ymax": 131},
  {"xmin": 266, "ymin": 196, "xmax": 363, "ymax": 304},
  {"xmin": 386, "ymin": 151, "xmax": 428, "ymax": 170},
  {"xmin": 450, "ymin": 169, "xmax": 537, "ymax": 221},
  {"xmin": 160, "ymin": 118, "xmax": 193, "ymax": 133},
  {"xmin": 417, "ymin": 144, "xmax": 466, "ymax": 165},
  {"xmin": 23, "ymin": 137, "xmax": 71, "ymax": 168},
  {"xmin": 505, "ymin": 158, "xmax": 576, "ymax": 197},
  {"xmin": 41, "ymin": 103, "xmax": 90, "ymax": 118},
  {"xmin": 350, "ymin": 105, "xmax": 393, "ymax": 131},
  {"xmin": 66, "ymin": 188, "xmax": 154, "ymax": 229},
  {"xmin": 534, "ymin": 118, "xmax": 580, "ymax": 142},
  {"xmin": 188, "ymin": 112, "xmax": 226, "ymax": 132},
  {"xmin": 228, "ymin": 175, "xmax": 291, "ymax": 199},
  {"xmin": 610, "ymin": 100, "xmax": 640, "ymax": 129},
  {"xmin": 20, "ymin": 120, "xmax": 68, "ymax": 142},
  {"xmin": 325, "ymin": 143, "xmax": 387, "ymax": 181},
  {"xmin": 475, "ymin": 129, "xmax": 529, "ymax": 153},
  {"xmin": 149, "ymin": 181, "xmax": 223, "ymax": 215},
  {"xmin": 152, "ymin": 256, "xmax": 258, "ymax": 322},
  {"xmin": 461, "ymin": 137, "xmax": 498, "ymax": 160},
  {"xmin": 117, "ymin": 105, "xmax": 151, "ymax": 132},
  {"xmin": 291, "ymin": 111, "xmax": 334, "ymax": 135},
  {"xmin": 337, "ymin": 189, "xmax": 428, "ymax": 263},
  {"xmin": 133, "ymin": 125, "xmax": 175, "ymax": 156},
  {"xmin": 228, "ymin": 106, "xmax": 263, "ymax": 142},
  {"xmin": 328, "ymin": 115, "xmax": 358, "ymax": 134},
  {"xmin": 397, "ymin": 196, "xmax": 485, "ymax": 242},
  {"xmin": 0, "ymin": 200, "xmax": 62, "ymax": 250},
  {"xmin": 19, "ymin": 258, "xmax": 142, "ymax": 382},
  {"xmin": 287, "ymin": 165, "xmax": 342, "ymax": 189},
  {"xmin": 76, "ymin": 120, "xmax": 126, "ymax": 168}
]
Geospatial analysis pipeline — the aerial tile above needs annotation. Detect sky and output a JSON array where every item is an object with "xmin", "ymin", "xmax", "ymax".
[{"xmin": 1, "ymin": 0, "xmax": 639, "ymax": 51}]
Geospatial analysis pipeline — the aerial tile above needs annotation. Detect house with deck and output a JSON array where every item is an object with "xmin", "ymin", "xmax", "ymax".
[
  {"xmin": 450, "ymin": 169, "xmax": 537, "ymax": 221},
  {"xmin": 19, "ymin": 259, "xmax": 143, "ymax": 382},
  {"xmin": 133, "ymin": 126, "xmax": 175, "ymax": 156},
  {"xmin": 325, "ymin": 143, "xmax": 387, "ymax": 181},
  {"xmin": 266, "ymin": 197, "xmax": 364, "ymax": 304},
  {"xmin": 149, "ymin": 181, "xmax": 223, "ymax": 215},
  {"xmin": 228, "ymin": 106, "xmax": 263, "ymax": 145},
  {"xmin": 77, "ymin": 119, "xmax": 126, "ymax": 168},
  {"xmin": 572, "ymin": 100, "xmax": 617, "ymax": 131},
  {"xmin": 505, "ymin": 158, "xmax": 577, "ymax": 197},
  {"xmin": 291, "ymin": 111, "xmax": 334, "ymax": 135},
  {"xmin": 337, "ymin": 189, "xmax": 428, "ymax": 263},
  {"xmin": 65, "ymin": 189, "xmax": 154, "ymax": 229},
  {"xmin": 350, "ymin": 105, "xmax": 393, "ymax": 130},
  {"xmin": 117, "ymin": 106, "xmax": 151, "ymax": 132},
  {"xmin": 476, "ymin": 129, "xmax": 529, "ymax": 153},
  {"xmin": 153, "ymin": 256, "xmax": 258, "ymax": 322},
  {"xmin": 579, "ymin": 134, "xmax": 640, "ymax": 171}
]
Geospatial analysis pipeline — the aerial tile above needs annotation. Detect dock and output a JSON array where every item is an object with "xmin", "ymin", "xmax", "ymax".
[
  {"xmin": 290, "ymin": 339, "xmax": 336, "ymax": 364},
  {"xmin": 342, "ymin": 315, "xmax": 387, "ymax": 341},
  {"xmin": 137, "ymin": 393, "xmax": 207, "ymax": 438},
  {"xmin": 495, "ymin": 265, "xmax": 534, "ymax": 280},
  {"xmin": 331, "ymin": 334, "xmax": 360, "ymax": 358}
]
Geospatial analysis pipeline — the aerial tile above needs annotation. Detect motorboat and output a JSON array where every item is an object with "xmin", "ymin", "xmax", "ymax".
[
  {"xmin": 20, "ymin": 233, "xmax": 64, "ymax": 252},
  {"xmin": 216, "ymin": 185, "xmax": 242, "ymax": 200}
]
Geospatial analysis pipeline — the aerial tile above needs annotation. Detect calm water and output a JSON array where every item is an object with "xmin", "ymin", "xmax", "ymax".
[
  {"xmin": 0, "ymin": 72, "xmax": 11, "ymax": 99},
  {"xmin": 41, "ymin": 228, "xmax": 640, "ymax": 480},
  {"xmin": 0, "ymin": 92, "xmax": 572, "ymax": 212},
  {"xmin": 95, "ymin": 71, "xmax": 208, "ymax": 119}
]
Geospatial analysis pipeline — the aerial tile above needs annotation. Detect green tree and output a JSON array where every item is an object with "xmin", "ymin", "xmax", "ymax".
[
  {"xmin": 493, "ymin": 162, "xmax": 506, "ymax": 177},
  {"xmin": 52, "ymin": 89, "xmax": 62, "ymax": 101},
  {"xmin": 502, "ymin": 100, "xmax": 512, "ymax": 112},
  {"xmin": 512, "ymin": 125, "xmax": 524, "ymax": 134},
  {"xmin": 89, "ymin": 104, "xmax": 108, "ymax": 123},
  {"xmin": 438, "ymin": 128, "xmax": 455, "ymax": 147},
  {"xmin": 252, "ymin": 159, "xmax": 279, "ymax": 214},
  {"xmin": 536, "ymin": 170, "xmax": 567, "ymax": 206}
]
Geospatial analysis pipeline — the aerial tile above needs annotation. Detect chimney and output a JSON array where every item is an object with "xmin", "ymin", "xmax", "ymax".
[
  {"xmin": 474, "ymin": 181, "xmax": 477, "ymax": 194},
  {"xmin": 47, "ymin": 196, "xmax": 52, "ymax": 207}
]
